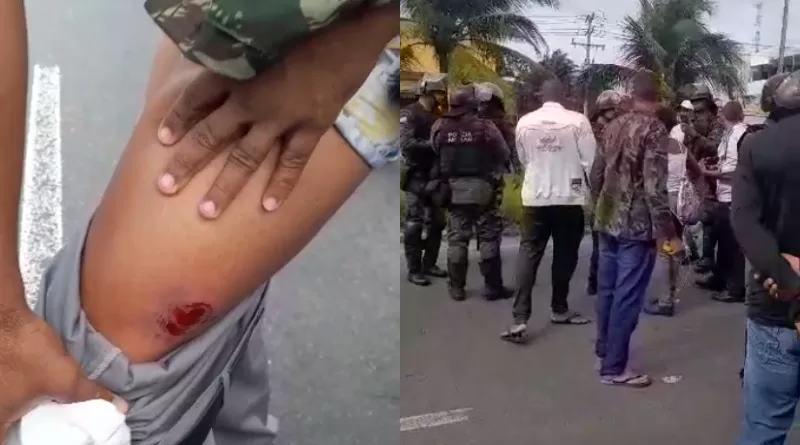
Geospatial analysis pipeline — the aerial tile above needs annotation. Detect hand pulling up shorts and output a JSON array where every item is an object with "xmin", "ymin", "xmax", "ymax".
[{"xmin": 33, "ymin": 218, "xmax": 278, "ymax": 445}]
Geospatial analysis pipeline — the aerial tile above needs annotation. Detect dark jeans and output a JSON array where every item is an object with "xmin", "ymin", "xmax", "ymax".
[
  {"xmin": 739, "ymin": 319, "xmax": 800, "ymax": 445},
  {"xmin": 588, "ymin": 231, "xmax": 599, "ymax": 294},
  {"xmin": 511, "ymin": 205, "xmax": 584, "ymax": 323},
  {"xmin": 595, "ymin": 234, "xmax": 656, "ymax": 376},
  {"xmin": 701, "ymin": 197, "xmax": 718, "ymax": 265},
  {"xmin": 711, "ymin": 202, "xmax": 746, "ymax": 297}
]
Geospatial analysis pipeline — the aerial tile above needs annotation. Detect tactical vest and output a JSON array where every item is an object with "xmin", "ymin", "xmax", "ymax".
[
  {"xmin": 402, "ymin": 102, "xmax": 437, "ymax": 172},
  {"xmin": 435, "ymin": 116, "xmax": 498, "ymax": 178},
  {"xmin": 433, "ymin": 116, "xmax": 497, "ymax": 205}
]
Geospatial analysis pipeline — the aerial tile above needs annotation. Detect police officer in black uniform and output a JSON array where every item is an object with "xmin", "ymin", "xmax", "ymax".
[
  {"xmin": 432, "ymin": 85, "xmax": 512, "ymax": 301},
  {"xmin": 400, "ymin": 78, "xmax": 449, "ymax": 286}
]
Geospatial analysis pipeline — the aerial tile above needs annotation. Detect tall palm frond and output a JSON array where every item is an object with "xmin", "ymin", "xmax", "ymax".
[
  {"xmin": 401, "ymin": 0, "xmax": 559, "ymax": 74},
  {"xmin": 610, "ymin": 0, "xmax": 744, "ymax": 99}
]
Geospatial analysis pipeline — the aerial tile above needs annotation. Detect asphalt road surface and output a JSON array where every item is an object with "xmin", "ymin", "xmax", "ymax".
[
  {"xmin": 25, "ymin": 2, "xmax": 398, "ymax": 444},
  {"xmin": 401, "ymin": 236, "xmax": 800, "ymax": 444}
]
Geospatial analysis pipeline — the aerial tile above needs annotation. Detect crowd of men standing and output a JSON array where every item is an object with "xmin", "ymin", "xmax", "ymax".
[{"xmin": 400, "ymin": 69, "xmax": 800, "ymax": 444}]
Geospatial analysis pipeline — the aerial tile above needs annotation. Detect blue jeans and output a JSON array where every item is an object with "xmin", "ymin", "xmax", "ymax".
[
  {"xmin": 739, "ymin": 319, "xmax": 800, "ymax": 445},
  {"xmin": 594, "ymin": 234, "xmax": 656, "ymax": 376}
]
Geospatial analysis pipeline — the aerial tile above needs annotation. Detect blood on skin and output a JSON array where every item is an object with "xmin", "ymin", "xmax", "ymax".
[{"xmin": 158, "ymin": 302, "xmax": 213, "ymax": 336}]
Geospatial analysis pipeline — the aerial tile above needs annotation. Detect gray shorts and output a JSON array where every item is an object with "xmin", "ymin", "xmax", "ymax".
[{"xmin": 33, "ymin": 219, "xmax": 277, "ymax": 445}]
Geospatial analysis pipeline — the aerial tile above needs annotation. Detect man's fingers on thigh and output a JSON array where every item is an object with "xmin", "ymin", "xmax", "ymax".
[
  {"xmin": 262, "ymin": 131, "xmax": 320, "ymax": 212},
  {"xmin": 159, "ymin": 71, "xmax": 230, "ymax": 145},
  {"xmin": 159, "ymin": 103, "xmax": 248, "ymax": 195},
  {"xmin": 199, "ymin": 127, "xmax": 281, "ymax": 219}
]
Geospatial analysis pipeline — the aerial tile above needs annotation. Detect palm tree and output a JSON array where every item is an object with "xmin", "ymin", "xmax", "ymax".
[
  {"xmin": 585, "ymin": 0, "xmax": 744, "ymax": 101},
  {"xmin": 400, "ymin": 0, "xmax": 559, "ymax": 76},
  {"xmin": 513, "ymin": 50, "xmax": 579, "ymax": 114},
  {"xmin": 540, "ymin": 49, "xmax": 577, "ymax": 87}
]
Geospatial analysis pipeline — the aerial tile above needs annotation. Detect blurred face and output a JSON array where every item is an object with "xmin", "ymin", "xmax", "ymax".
[
  {"xmin": 690, "ymin": 100, "xmax": 717, "ymax": 135},
  {"xmin": 690, "ymin": 99, "xmax": 715, "ymax": 121},
  {"xmin": 433, "ymin": 91, "xmax": 447, "ymax": 106}
]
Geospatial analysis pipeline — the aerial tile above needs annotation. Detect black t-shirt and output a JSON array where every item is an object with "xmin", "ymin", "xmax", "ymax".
[{"xmin": 733, "ymin": 111, "xmax": 800, "ymax": 328}]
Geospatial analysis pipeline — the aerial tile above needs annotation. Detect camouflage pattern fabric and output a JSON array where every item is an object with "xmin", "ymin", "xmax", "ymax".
[
  {"xmin": 587, "ymin": 107, "xmax": 623, "ymax": 221},
  {"xmin": 446, "ymin": 204, "xmax": 504, "ymax": 292},
  {"xmin": 145, "ymin": 0, "xmax": 394, "ymax": 80},
  {"xmin": 685, "ymin": 117, "xmax": 724, "ymax": 160},
  {"xmin": 685, "ymin": 118, "xmax": 724, "ymax": 195},
  {"xmin": 399, "ymin": 102, "xmax": 437, "ymax": 176},
  {"xmin": 401, "ymin": 100, "xmax": 442, "ymax": 274},
  {"xmin": 403, "ymin": 192, "xmax": 445, "ymax": 274},
  {"xmin": 590, "ymin": 111, "xmax": 675, "ymax": 241}
]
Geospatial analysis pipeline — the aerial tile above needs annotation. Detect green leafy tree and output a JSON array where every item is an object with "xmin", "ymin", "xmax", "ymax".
[
  {"xmin": 541, "ymin": 49, "xmax": 577, "ymax": 88},
  {"xmin": 580, "ymin": 0, "xmax": 744, "ymax": 101},
  {"xmin": 400, "ymin": 0, "xmax": 558, "ymax": 75}
]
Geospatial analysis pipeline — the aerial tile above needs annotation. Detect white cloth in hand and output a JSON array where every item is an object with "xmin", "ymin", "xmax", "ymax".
[{"xmin": 4, "ymin": 400, "xmax": 130, "ymax": 445}]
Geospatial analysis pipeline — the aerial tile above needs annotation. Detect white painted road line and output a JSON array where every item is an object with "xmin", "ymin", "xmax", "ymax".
[
  {"xmin": 20, "ymin": 64, "xmax": 63, "ymax": 306},
  {"xmin": 400, "ymin": 408, "xmax": 472, "ymax": 432}
]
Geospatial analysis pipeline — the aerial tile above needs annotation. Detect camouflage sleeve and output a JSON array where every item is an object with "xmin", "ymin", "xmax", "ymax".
[
  {"xmin": 430, "ymin": 119, "xmax": 442, "ymax": 153},
  {"xmin": 689, "ymin": 124, "xmax": 724, "ymax": 159},
  {"xmin": 145, "ymin": 0, "xmax": 396, "ymax": 81},
  {"xmin": 398, "ymin": 109, "xmax": 430, "ymax": 159},
  {"xmin": 643, "ymin": 122, "xmax": 676, "ymax": 240},
  {"xmin": 486, "ymin": 121, "xmax": 510, "ymax": 165},
  {"xmin": 589, "ymin": 139, "xmax": 605, "ymax": 204}
]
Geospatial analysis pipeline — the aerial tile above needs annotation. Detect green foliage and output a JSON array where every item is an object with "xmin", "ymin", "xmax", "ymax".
[
  {"xmin": 590, "ymin": 0, "xmax": 744, "ymax": 98},
  {"xmin": 400, "ymin": 0, "xmax": 558, "ymax": 74},
  {"xmin": 499, "ymin": 174, "xmax": 524, "ymax": 226}
]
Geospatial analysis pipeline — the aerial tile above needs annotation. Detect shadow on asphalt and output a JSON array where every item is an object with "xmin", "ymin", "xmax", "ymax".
[{"xmin": 401, "ymin": 235, "xmax": 800, "ymax": 445}]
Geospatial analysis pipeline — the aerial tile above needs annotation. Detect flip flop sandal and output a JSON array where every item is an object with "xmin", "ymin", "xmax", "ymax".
[
  {"xmin": 600, "ymin": 373, "xmax": 652, "ymax": 387},
  {"xmin": 500, "ymin": 326, "xmax": 528, "ymax": 344},
  {"xmin": 550, "ymin": 312, "xmax": 591, "ymax": 325}
]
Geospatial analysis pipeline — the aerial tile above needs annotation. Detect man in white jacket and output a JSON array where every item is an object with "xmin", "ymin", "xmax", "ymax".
[{"xmin": 502, "ymin": 79, "xmax": 596, "ymax": 342}]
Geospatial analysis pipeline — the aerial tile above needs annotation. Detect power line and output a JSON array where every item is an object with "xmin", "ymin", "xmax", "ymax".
[{"xmin": 571, "ymin": 12, "xmax": 606, "ymax": 114}]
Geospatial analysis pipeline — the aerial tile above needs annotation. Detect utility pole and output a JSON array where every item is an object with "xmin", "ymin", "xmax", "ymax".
[
  {"xmin": 572, "ymin": 12, "xmax": 605, "ymax": 115},
  {"xmin": 777, "ymin": 0, "xmax": 790, "ymax": 73},
  {"xmin": 754, "ymin": 1, "xmax": 763, "ymax": 53}
]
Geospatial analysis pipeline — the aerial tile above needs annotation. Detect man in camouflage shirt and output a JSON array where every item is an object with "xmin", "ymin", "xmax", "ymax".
[
  {"xmin": 587, "ymin": 90, "xmax": 627, "ymax": 297},
  {"xmin": 589, "ymin": 71, "xmax": 681, "ymax": 387},
  {"xmin": 684, "ymin": 85, "xmax": 725, "ymax": 274}
]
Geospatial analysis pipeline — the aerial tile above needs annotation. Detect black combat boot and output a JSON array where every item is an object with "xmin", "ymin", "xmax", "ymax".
[
  {"xmin": 448, "ymin": 286, "xmax": 466, "ymax": 301},
  {"xmin": 480, "ymin": 257, "xmax": 512, "ymax": 301},
  {"xmin": 447, "ymin": 260, "xmax": 468, "ymax": 301},
  {"xmin": 424, "ymin": 265, "xmax": 448, "ymax": 278},
  {"xmin": 407, "ymin": 273, "xmax": 431, "ymax": 286},
  {"xmin": 405, "ymin": 223, "xmax": 430, "ymax": 286}
]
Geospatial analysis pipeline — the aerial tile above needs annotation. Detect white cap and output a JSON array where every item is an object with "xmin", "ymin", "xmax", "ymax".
[{"xmin": 680, "ymin": 100, "xmax": 694, "ymax": 110}]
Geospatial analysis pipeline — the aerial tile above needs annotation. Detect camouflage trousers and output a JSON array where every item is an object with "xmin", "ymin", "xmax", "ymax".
[
  {"xmin": 446, "ymin": 204, "xmax": 504, "ymax": 293},
  {"xmin": 403, "ymin": 191, "xmax": 446, "ymax": 274}
]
